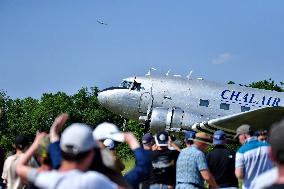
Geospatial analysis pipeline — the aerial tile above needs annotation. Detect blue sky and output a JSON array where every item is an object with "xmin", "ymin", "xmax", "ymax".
[{"xmin": 0, "ymin": 0, "xmax": 283, "ymax": 99}]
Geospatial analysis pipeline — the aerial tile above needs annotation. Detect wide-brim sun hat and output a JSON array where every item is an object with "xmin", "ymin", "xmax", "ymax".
[{"xmin": 193, "ymin": 132, "xmax": 212, "ymax": 145}]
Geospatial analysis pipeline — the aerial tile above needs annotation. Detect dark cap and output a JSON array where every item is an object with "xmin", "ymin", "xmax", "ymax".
[
  {"xmin": 213, "ymin": 130, "xmax": 226, "ymax": 145},
  {"xmin": 142, "ymin": 133, "xmax": 154, "ymax": 144},
  {"xmin": 234, "ymin": 124, "xmax": 251, "ymax": 139},
  {"xmin": 256, "ymin": 130, "xmax": 268, "ymax": 136},
  {"xmin": 269, "ymin": 119, "xmax": 284, "ymax": 163},
  {"xmin": 15, "ymin": 135, "xmax": 29, "ymax": 150},
  {"xmin": 185, "ymin": 131, "xmax": 196, "ymax": 142},
  {"xmin": 154, "ymin": 131, "xmax": 169, "ymax": 147}
]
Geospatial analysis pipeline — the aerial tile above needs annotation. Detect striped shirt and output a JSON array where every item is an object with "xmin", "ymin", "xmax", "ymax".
[{"xmin": 235, "ymin": 137, "xmax": 274, "ymax": 189}]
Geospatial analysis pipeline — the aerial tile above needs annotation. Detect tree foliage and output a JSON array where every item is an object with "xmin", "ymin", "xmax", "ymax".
[
  {"xmin": 249, "ymin": 78, "xmax": 284, "ymax": 92},
  {"xmin": 0, "ymin": 87, "xmax": 125, "ymax": 155}
]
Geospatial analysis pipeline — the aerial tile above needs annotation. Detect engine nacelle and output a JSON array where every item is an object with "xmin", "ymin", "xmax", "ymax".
[{"xmin": 149, "ymin": 107, "xmax": 186, "ymax": 133}]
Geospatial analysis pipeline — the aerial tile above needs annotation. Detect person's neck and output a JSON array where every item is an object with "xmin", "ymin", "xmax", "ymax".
[
  {"xmin": 59, "ymin": 160, "xmax": 86, "ymax": 172},
  {"xmin": 15, "ymin": 149, "xmax": 24, "ymax": 155}
]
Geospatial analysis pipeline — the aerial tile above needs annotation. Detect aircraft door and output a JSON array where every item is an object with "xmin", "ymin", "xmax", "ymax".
[
  {"xmin": 139, "ymin": 92, "xmax": 153, "ymax": 114},
  {"xmin": 162, "ymin": 90, "xmax": 172, "ymax": 106}
]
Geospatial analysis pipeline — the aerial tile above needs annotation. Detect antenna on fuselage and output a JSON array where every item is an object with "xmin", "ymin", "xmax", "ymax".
[
  {"xmin": 166, "ymin": 69, "xmax": 171, "ymax": 76},
  {"xmin": 186, "ymin": 70, "xmax": 193, "ymax": 80},
  {"xmin": 145, "ymin": 67, "xmax": 157, "ymax": 76}
]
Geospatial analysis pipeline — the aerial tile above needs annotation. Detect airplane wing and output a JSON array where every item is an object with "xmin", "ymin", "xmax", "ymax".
[{"xmin": 193, "ymin": 106, "xmax": 284, "ymax": 139}]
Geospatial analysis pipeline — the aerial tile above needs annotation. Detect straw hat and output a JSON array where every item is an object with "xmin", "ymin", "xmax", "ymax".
[{"xmin": 193, "ymin": 132, "xmax": 212, "ymax": 145}]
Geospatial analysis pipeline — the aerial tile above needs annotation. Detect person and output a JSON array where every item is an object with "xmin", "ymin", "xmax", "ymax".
[
  {"xmin": 256, "ymin": 130, "xmax": 268, "ymax": 142},
  {"xmin": 141, "ymin": 133, "xmax": 154, "ymax": 151},
  {"xmin": 16, "ymin": 123, "xmax": 118, "ymax": 189},
  {"xmin": 26, "ymin": 135, "xmax": 52, "ymax": 189},
  {"xmin": 176, "ymin": 132, "xmax": 218, "ymax": 189},
  {"xmin": 206, "ymin": 130, "xmax": 238, "ymax": 189},
  {"xmin": 103, "ymin": 138, "xmax": 125, "ymax": 174},
  {"xmin": 168, "ymin": 135, "xmax": 181, "ymax": 152},
  {"xmin": 140, "ymin": 133, "xmax": 154, "ymax": 189},
  {"xmin": 149, "ymin": 131, "xmax": 179, "ymax": 189},
  {"xmin": 234, "ymin": 124, "xmax": 273, "ymax": 189},
  {"xmin": 47, "ymin": 114, "xmax": 130, "ymax": 188},
  {"xmin": 2, "ymin": 135, "xmax": 37, "ymax": 189},
  {"xmin": 184, "ymin": 130, "xmax": 196, "ymax": 148},
  {"xmin": 48, "ymin": 115, "xmax": 151, "ymax": 189},
  {"xmin": 252, "ymin": 120, "xmax": 284, "ymax": 189},
  {"xmin": 104, "ymin": 139, "xmax": 115, "ymax": 150},
  {"xmin": 0, "ymin": 147, "xmax": 5, "ymax": 189}
]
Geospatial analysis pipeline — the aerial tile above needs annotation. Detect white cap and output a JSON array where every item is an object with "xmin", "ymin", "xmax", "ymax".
[
  {"xmin": 93, "ymin": 122, "xmax": 124, "ymax": 142},
  {"xmin": 103, "ymin": 139, "xmax": 115, "ymax": 150},
  {"xmin": 60, "ymin": 123, "xmax": 97, "ymax": 155}
]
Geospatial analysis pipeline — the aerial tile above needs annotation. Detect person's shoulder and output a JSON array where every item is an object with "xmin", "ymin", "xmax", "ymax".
[
  {"xmin": 4, "ymin": 154, "xmax": 18, "ymax": 163},
  {"xmin": 32, "ymin": 170, "xmax": 61, "ymax": 187},
  {"xmin": 257, "ymin": 140, "xmax": 271, "ymax": 147},
  {"xmin": 83, "ymin": 171, "xmax": 117, "ymax": 188},
  {"xmin": 238, "ymin": 140, "xmax": 271, "ymax": 153}
]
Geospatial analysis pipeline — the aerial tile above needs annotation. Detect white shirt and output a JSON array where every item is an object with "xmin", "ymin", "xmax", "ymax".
[
  {"xmin": 2, "ymin": 154, "xmax": 38, "ymax": 189},
  {"xmin": 252, "ymin": 167, "xmax": 278, "ymax": 189},
  {"xmin": 28, "ymin": 169, "xmax": 117, "ymax": 189}
]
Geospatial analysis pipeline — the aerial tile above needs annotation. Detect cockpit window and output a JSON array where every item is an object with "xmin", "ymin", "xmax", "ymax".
[
  {"xmin": 119, "ymin": 80, "xmax": 144, "ymax": 91},
  {"xmin": 119, "ymin": 80, "xmax": 133, "ymax": 89}
]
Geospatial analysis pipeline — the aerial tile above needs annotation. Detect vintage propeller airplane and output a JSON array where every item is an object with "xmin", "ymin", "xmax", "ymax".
[{"xmin": 97, "ymin": 73, "xmax": 284, "ymax": 140}]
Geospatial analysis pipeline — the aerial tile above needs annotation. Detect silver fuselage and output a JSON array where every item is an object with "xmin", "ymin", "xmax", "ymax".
[{"xmin": 98, "ymin": 76, "xmax": 284, "ymax": 128}]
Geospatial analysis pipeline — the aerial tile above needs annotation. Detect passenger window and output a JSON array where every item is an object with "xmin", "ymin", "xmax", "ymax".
[
  {"xmin": 220, "ymin": 103, "xmax": 230, "ymax": 110},
  {"xmin": 199, "ymin": 99, "xmax": 209, "ymax": 107},
  {"xmin": 241, "ymin": 106, "xmax": 250, "ymax": 112}
]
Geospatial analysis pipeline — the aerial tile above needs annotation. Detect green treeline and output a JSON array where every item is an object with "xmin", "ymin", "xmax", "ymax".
[{"xmin": 0, "ymin": 79, "xmax": 283, "ymax": 158}]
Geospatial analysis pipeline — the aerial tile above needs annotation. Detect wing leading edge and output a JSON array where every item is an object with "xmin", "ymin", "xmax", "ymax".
[{"xmin": 192, "ymin": 106, "xmax": 284, "ymax": 140}]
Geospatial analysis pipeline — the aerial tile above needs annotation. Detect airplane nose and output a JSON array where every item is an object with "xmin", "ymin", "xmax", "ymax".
[{"xmin": 97, "ymin": 91, "xmax": 108, "ymax": 107}]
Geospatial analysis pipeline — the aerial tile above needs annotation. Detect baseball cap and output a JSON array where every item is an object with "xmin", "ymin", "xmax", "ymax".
[
  {"xmin": 103, "ymin": 139, "xmax": 115, "ymax": 150},
  {"xmin": 269, "ymin": 119, "xmax": 284, "ymax": 163},
  {"xmin": 93, "ymin": 122, "xmax": 124, "ymax": 142},
  {"xmin": 60, "ymin": 123, "xmax": 97, "ymax": 155},
  {"xmin": 185, "ymin": 131, "xmax": 196, "ymax": 142},
  {"xmin": 15, "ymin": 135, "xmax": 29, "ymax": 150},
  {"xmin": 213, "ymin": 130, "xmax": 226, "ymax": 145},
  {"xmin": 193, "ymin": 132, "xmax": 212, "ymax": 145},
  {"xmin": 154, "ymin": 131, "xmax": 169, "ymax": 146},
  {"xmin": 142, "ymin": 133, "xmax": 154, "ymax": 144},
  {"xmin": 234, "ymin": 124, "xmax": 251, "ymax": 139}
]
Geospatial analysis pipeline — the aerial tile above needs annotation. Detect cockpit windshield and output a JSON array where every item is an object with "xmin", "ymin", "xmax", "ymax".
[
  {"xmin": 119, "ymin": 80, "xmax": 133, "ymax": 89},
  {"xmin": 119, "ymin": 80, "xmax": 144, "ymax": 91}
]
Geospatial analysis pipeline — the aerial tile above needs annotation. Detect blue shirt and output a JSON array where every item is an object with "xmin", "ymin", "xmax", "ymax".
[
  {"xmin": 176, "ymin": 145, "xmax": 208, "ymax": 188},
  {"xmin": 235, "ymin": 137, "xmax": 274, "ymax": 189}
]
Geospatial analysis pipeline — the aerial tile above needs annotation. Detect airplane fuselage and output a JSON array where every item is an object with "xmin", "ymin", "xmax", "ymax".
[{"xmin": 98, "ymin": 76, "xmax": 284, "ymax": 136}]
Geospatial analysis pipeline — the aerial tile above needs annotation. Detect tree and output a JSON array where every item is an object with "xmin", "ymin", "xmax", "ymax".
[{"xmin": 249, "ymin": 78, "xmax": 283, "ymax": 92}]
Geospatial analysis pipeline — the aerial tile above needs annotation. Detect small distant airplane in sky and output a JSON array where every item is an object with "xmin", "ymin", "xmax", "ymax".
[
  {"xmin": 97, "ymin": 19, "xmax": 108, "ymax": 26},
  {"xmin": 98, "ymin": 74, "xmax": 284, "ymax": 140}
]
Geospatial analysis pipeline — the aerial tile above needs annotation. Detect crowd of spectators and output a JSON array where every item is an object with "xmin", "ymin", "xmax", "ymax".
[{"xmin": 0, "ymin": 112, "xmax": 282, "ymax": 189}]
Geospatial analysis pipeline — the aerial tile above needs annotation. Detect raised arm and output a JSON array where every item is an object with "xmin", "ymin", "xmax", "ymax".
[
  {"xmin": 49, "ymin": 113, "xmax": 69, "ymax": 169},
  {"xmin": 16, "ymin": 132, "xmax": 47, "ymax": 182},
  {"xmin": 123, "ymin": 133, "xmax": 151, "ymax": 189}
]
